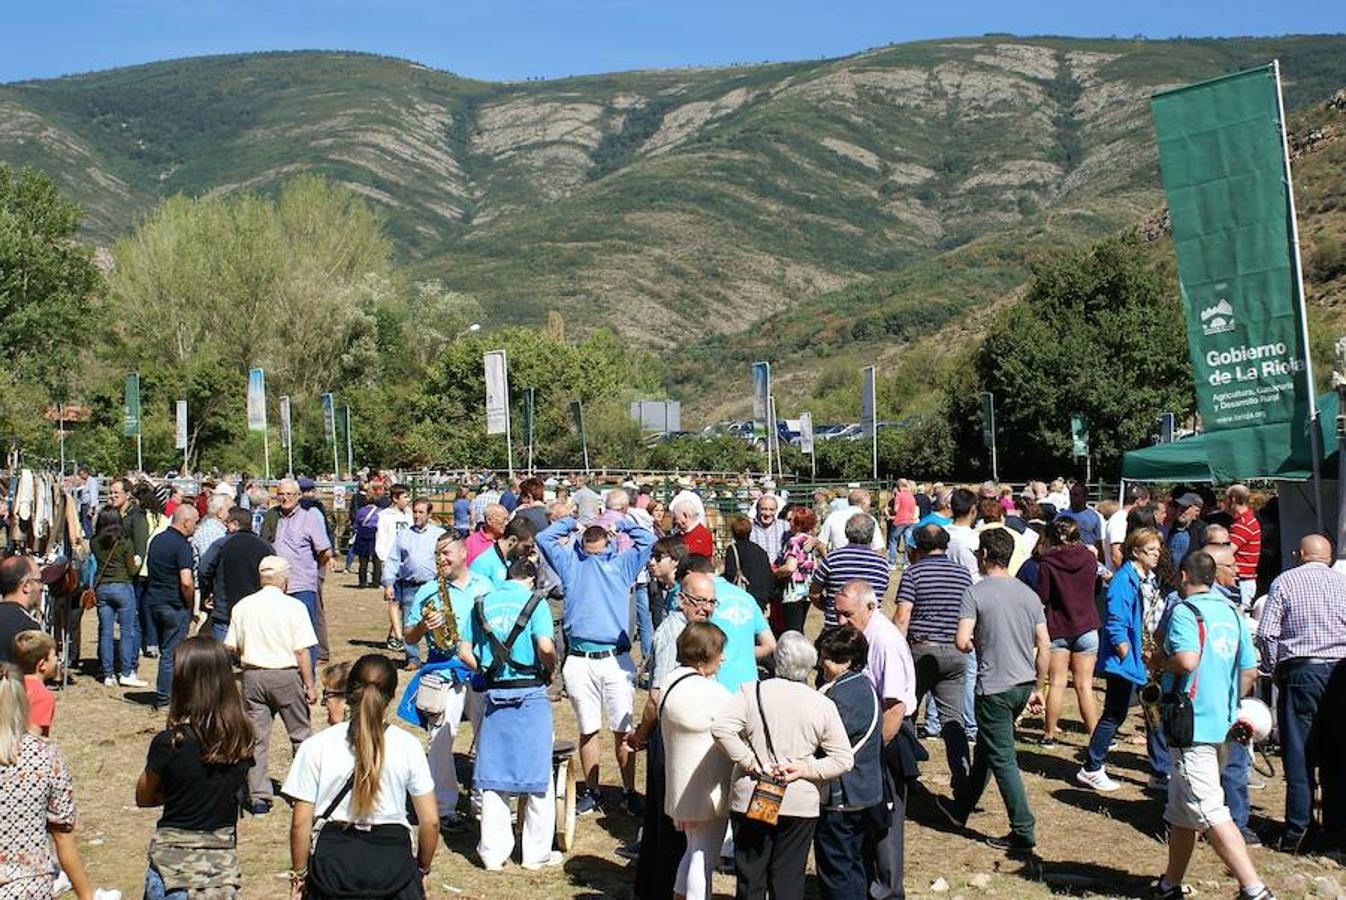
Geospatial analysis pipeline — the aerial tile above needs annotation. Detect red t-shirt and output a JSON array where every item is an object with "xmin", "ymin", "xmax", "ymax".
[
  {"xmin": 1230, "ymin": 507, "xmax": 1262, "ymax": 581},
  {"xmin": 889, "ymin": 490, "xmax": 917, "ymax": 526},
  {"xmin": 683, "ymin": 524, "xmax": 714, "ymax": 558},
  {"xmin": 24, "ymin": 675, "xmax": 54, "ymax": 736}
]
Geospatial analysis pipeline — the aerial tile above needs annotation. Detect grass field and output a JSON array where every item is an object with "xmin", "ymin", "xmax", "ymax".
[{"xmin": 55, "ymin": 575, "xmax": 1342, "ymax": 898}]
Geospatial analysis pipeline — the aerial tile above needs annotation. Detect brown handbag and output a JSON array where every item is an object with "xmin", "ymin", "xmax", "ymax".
[
  {"xmin": 744, "ymin": 680, "xmax": 788, "ymax": 826},
  {"xmin": 80, "ymin": 539, "xmax": 120, "ymax": 610}
]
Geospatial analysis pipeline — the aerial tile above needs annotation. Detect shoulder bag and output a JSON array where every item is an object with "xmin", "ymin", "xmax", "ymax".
[
  {"xmin": 80, "ymin": 537, "xmax": 121, "ymax": 610},
  {"xmin": 744, "ymin": 680, "xmax": 788, "ymax": 826},
  {"xmin": 1159, "ymin": 601, "xmax": 1205, "ymax": 748}
]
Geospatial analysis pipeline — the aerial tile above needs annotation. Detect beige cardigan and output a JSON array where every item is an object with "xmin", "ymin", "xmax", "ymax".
[
  {"xmin": 660, "ymin": 667, "xmax": 735, "ymax": 822},
  {"xmin": 711, "ymin": 678, "xmax": 854, "ymax": 819}
]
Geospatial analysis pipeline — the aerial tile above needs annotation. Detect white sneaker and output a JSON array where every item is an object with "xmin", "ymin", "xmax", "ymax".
[
  {"xmin": 1076, "ymin": 766, "xmax": 1121, "ymax": 792},
  {"xmin": 51, "ymin": 871, "xmax": 71, "ymax": 896},
  {"xmin": 102, "ymin": 676, "xmax": 116, "ymax": 687},
  {"xmin": 521, "ymin": 851, "xmax": 563, "ymax": 871},
  {"xmin": 481, "ymin": 858, "xmax": 505, "ymax": 872},
  {"xmin": 118, "ymin": 674, "xmax": 149, "ymax": 688}
]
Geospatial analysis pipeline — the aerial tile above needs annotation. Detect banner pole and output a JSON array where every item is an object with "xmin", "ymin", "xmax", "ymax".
[
  {"xmin": 1275, "ymin": 60, "xmax": 1324, "ymax": 530},
  {"xmin": 58, "ymin": 404, "xmax": 65, "ymax": 476},
  {"xmin": 263, "ymin": 428, "xmax": 271, "ymax": 482},
  {"xmin": 345, "ymin": 406, "xmax": 354, "ymax": 475},
  {"xmin": 136, "ymin": 434, "xmax": 143, "ymax": 474}
]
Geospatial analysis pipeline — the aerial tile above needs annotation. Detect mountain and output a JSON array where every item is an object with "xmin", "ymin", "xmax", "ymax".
[{"xmin": 3, "ymin": 37, "xmax": 1345, "ymax": 412}]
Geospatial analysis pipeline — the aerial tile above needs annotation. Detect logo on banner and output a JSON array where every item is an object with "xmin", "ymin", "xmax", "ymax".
[{"xmin": 1201, "ymin": 298, "xmax": 1236, "ymax": 335}]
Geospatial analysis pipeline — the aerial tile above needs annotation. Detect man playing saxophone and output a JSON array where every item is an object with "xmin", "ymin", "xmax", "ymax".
[{"xmin": 397, "ymin": 534, "xmax": 493, "ymax": 831}]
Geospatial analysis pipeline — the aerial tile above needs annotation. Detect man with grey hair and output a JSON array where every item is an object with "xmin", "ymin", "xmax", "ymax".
[
  {"xmin": 818, "ymin": 487, "xmax": 885, "ymax": 554},
  {"xmin": 263, "ymin": 477, "xmax": 331, "ymax": 663},
  {"xmin": 811, "ymin": 514, "xmax": 891, "ymax": 628},
  {"xmin": 835, "ymin": 579, "xmax": 917, "ymax": 898},
  {"xmin": 225, "ymin": 555, "xmax": 318, "ymax": 815},
  {"xmin": 145, "ymin": 503, "xmax": 198, "ymax": 706},
  {"xmin": 192, "ymin": 491, "xmax": 232, "ymax": 571}
]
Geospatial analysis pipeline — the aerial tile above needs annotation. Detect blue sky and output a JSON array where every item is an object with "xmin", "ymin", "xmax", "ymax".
[{"xmin": 2, "ymin": 0, "xmax": 1341, "ymax": 84}]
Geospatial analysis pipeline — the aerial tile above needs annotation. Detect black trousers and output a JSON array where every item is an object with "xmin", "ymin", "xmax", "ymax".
[
  {"xmin": 870, "ymin": 768, "xmax": 907, "ymax": 899},
  {"xmin": 731, "ymin": 813, "xmax": 815, "ymax": 900},
  {"xmin": 357, "ymin": 554, "xmax": 381, "ymax": 588},
  {"xmin": 633, "ymin": 724, "xmax": 684, "ymax": 899}
]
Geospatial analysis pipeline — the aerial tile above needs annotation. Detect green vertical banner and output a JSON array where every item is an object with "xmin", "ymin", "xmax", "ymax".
[
  {"xmin": 123, "ymin": 373, "xmax": 141, "ymax": 436},
  {"xmin": 522, "ymin": 387, "xmax": 536, "ymax": 447},
  {"xmin": 1152, "ymin": 64, "xmax": 1313, "ymax": 479}
]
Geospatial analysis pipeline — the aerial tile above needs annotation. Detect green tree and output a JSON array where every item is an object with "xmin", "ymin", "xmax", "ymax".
[
  {"xmin": 0, "ymin": 166, "xmax": 102, "ymax": 448},
  {"xmin": 950, "ymin": 236, "xmax": 1194, "ymax": 479}
]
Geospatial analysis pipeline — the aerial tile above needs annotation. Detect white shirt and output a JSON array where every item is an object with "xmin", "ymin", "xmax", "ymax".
[
  {"xmin": 224, "ymin": 585, "xmax": 318, "ymax": 669},
  {"xmin": 946, "ymin": 523, "xmax": 981, "ymax": 583},
  {"xmin": 282, "ymin": 722, "xmax": 434, "ymax": 826},
  {"xmin": 374, "ymin": 506, "xmax": 413, "ymax": 562},
  {"xmin": 1105, "ymin": 507, "xmax": 1130, "ymax": 571},
  {"xmin": 818, "ymin": 505, "xmax": 884, "ymax": 553},
  {"xmin": 1044, "ymin": 491, "xmax": 1070, "ymax": 511}
]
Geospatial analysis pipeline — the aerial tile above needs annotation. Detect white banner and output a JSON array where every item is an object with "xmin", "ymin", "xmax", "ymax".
[
  {"xmin": 484, "ymin": 350, "xmax": 510, "ymax": 436},
  {"xmin": 246, "ymin": 368, "xmax": 267, "ymax": 433},
  {"xmin": 751, "ymin": 361, "xmax": 771, "ymax": 427},
  {"xmin": 860, "ymin": 365, "xmax": 877, "ymax": 439},
  {"xmin": 174, "ymin": 400, "xmax": 188, "ymax": 450},
  {"xmin": 279, "ymin": 396, "xmax": 292, "ymax": 448},
  {"xmin": 799, "ymin": 411, "xmax": 814, "ymax": 454}
]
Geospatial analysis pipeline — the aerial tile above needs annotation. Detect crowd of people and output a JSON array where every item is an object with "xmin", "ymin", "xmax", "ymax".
[{"xmin": 0, "ymin": 469, "xmax": 1342, "ymax": 899}]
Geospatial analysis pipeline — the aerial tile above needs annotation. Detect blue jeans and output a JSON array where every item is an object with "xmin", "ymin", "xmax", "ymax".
[
  {"xmin": 136, "ymin": 577, "xmax": 158, "ymax": 653},
  {"xmin": 144, "ymin": 865, "xmax": 188, "ymax": 900},
  {"xmin": 393, "ymin": 583, "xmax": 423, "ymax": 666},
  {"xmin": 1277, "ymin": 659, "xmax": 1333, "ymax": 837},
  {"xmin": 150, "ymin": 605, "xmax": 190, "ymax": 703},
  {"xmin": 95, "ymin": 583, "xmax": 139, "ymax": 679},
  {"xmin": 632, "ymin": 583, "xmax": 653, "ymax": 660},
  {"xmin": 886, "ymin": 525, "xmax": 903, "ymax": 565},
  {"xmin": 1222, "ymin": 740, "xmax": 1251, "ymax": 832},
  {"xmin": 291, "ymin": 590, "xmax": 321, "ymax": 668},
  {"xmin": 1085, "ymin": 674, "xmax": 1142, "ymax": 772},
  {"xmin": 211, "ymin": 620, "xmax": 229, "ymax": 643}
]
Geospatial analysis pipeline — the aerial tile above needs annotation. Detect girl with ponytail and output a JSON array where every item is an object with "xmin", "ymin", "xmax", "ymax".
[{"xmin": 283, "ymin": 655, "xmax": 437, "ymax": 899}]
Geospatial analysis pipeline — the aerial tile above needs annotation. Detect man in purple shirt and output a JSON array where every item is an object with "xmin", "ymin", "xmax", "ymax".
[
  {"xmin": 268, "ymin": 478, "xmax": 331, "ymax": 666},
  {"xmin": 834, "ymin": 579, "xmax": 916, "ymax": 899}
]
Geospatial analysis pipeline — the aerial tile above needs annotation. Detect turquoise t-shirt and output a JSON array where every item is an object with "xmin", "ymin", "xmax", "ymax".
[
  {"xmin": 1162, "ymin": 591, "xmax": 1256, "ymax": 744},
  {"xmin": 466, "ymin": 581, "xmax": 554, "ymax": 682},
  {"xmin": 663, "ymin": 581, "xmax": 682, "ymax": 615},
  {"xmin": 710, "ymin": 576, "xmax": 769, "ymax": 693},
  {"xmin": 408, "ymin": 573, "xmax": 493, "ymax": 661},
  {"xmin": 469, "ymin": 545, "xmax": 508, "ymax": 588}
]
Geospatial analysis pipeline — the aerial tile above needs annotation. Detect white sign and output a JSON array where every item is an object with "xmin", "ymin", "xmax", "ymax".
[
  {"xmin": 246, "ymin": 368, "xmax": 267, "ymax": 433},
  {"xmin": 484, "ymin": 350, "xmax": 510, "ymax": 436},
  {"xmin": 174, "ymin": 400, "xmax": 188, "ymax": 450},
  {"xmin": 799, "ymin": 411, "xmax": 815, "ymax": 454}
]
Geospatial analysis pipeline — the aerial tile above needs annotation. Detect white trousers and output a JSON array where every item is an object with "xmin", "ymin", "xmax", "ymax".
[
  {"xmin": 478, "ymin": 781, "xmax": 556, "ymax": 869},
  {"xmin": 675, "ymin": 817, "xmax": 728, "ymax": 899},
  {"xmin": 426, "ymin": 684, "xmax": 481, "ymax": 817}
]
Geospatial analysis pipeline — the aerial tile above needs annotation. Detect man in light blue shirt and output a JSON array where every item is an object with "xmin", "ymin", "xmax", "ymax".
[
  {"xmin": 710, "ymin": 573, "xmax": 775, "ymax": 693},
  {"xmin": 1152, "ymin": 550, "xmax": 1268, "ymax": 900},
  {"xmin": 468, "ymin": 517, "xmax": 536, "ymax": 588},
  {"xmin": 383, "ymin": 498, "xmax": 446, "ymax": 668}
]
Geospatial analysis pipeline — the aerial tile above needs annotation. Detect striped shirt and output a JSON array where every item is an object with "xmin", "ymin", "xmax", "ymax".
[
  {"xmin": 1256, "ymin": 561, "xmax": 1346, "ymax": 671},
  {"xmin": 896, "ymin": 552, "xmax": 974, "ymax": 643},
  {"xmin": 1230, "ymin": 508, "xmax": 1261, "ymax": 581},
  {"xmin": 815, "ymin": 545, "xmax": 891, "ymax": 627}
]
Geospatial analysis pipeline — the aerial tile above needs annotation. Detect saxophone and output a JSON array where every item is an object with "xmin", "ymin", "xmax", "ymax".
[
  {"xmin": 1138, "ymin": 613, "xmax": 1163, "ymax": 730},
  {"xmin": 422, "ymin": 577, "xmax": 460, "ymax": 654}
]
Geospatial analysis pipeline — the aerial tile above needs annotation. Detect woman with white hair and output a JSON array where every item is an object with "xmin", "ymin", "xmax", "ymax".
[{"xmin": 711, "ymin": 632, "xmax": 853, "ymax": 900}]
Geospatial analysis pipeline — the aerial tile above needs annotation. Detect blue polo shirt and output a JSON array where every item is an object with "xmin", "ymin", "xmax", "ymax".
[
  {"xmin": 469, "ymin": 544, "xmax": 509, "ymax": 588},
  {"xmin": 408, "ymin": 572, "xmax": 493, "ymax": 663}
]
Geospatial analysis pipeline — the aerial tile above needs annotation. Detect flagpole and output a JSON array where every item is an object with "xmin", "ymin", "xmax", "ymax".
[
  {"xmin": 1275, "ymin": 59, "xmax": 1324, "ymax": 531},
  {"xmin": 262, "ymin": 428, "xmax": 271, "ymax": 482},
  {"xmin": 344, "ymin": 405, "xmax": 354, "ymax": 475},
  {"xmin": 136, "ymin": 434, "xmax": 143, "ymax": 474}
]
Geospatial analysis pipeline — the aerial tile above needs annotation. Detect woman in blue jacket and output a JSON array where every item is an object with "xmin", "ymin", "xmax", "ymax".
[{"xmin": 1075, "ymin": 527, "xmax": 1164, "ymax": 792}]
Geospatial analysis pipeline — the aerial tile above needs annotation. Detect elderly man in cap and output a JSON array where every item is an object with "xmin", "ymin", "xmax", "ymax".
[
  {"xmin": 1167, "ymin": 492, "xmax": 1207, "ymax": 569},
  {"xmin": 224, "ymin": 555, "xmax": 318, "ymax": 815}
]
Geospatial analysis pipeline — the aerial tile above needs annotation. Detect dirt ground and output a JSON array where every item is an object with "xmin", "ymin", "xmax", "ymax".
[{"xmin": 56, "ymin": 577, "xmax": 1344, "ymax": 899}]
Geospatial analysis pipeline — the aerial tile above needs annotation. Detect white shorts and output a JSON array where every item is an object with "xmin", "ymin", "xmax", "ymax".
[
  {"xmin": 1166, "ymin": 742, "xmax": 1232, "ymax": 832},
  {"xmin": 563, "ymin": 652, "xmax": 636, "ymax": 735}
]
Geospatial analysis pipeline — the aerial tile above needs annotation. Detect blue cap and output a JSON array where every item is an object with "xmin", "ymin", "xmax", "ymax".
[{"xmin": 297, "ymin": 477, "xmax": 317, "ymax": 491}]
